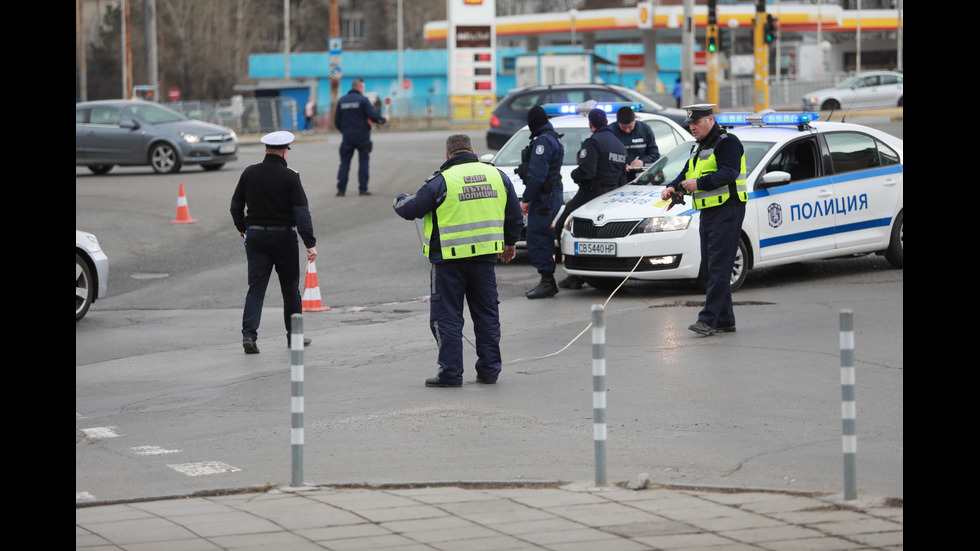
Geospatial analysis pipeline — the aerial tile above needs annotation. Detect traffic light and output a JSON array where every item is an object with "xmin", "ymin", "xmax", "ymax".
[
  {"xmin": 708, "ymin": 34, "xmax": 717, "ymax": 53},
  {"xmin": 764, "ymin": 14, "xmax": 777, "ymax": 43}
]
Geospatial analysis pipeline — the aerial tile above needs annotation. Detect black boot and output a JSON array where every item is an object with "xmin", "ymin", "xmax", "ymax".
[{"xmin": 526, "ymin": 273, "xmax": 559, "ymax": 299}]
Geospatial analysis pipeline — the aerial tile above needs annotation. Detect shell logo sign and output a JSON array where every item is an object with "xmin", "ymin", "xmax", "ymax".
[
  {"xmin": 463, "ymin": 0, "xmax": 483, "ymax": 5},
  {"xmin": 637, "ymin": 1, "xmax": 654, "ymax": 29}
]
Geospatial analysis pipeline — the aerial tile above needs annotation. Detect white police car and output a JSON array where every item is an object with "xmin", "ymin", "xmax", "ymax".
[
  {"xmin": 483, "ymin": 101, "xmax": 690, "ymax": 246},
  {"xmin": 559, "ymin": 110, "xmax": 903, "ymax": 290}
]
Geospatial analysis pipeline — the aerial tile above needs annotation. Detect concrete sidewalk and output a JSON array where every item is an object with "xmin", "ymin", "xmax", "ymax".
[{"xmin": 76, "ymin": 482, "xmax": 902, "ymax": 550}]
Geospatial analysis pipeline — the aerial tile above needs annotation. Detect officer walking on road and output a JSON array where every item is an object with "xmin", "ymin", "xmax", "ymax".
[
  {"xmin": 334, "ymin": 78, "xmax": 388, "ymax": 196},
  {"xmin": 519, "ymin": 106, "xmax": 564, "ymax": 299},
  {"xmin": 393, "ymin": 134, "xmax": 523, "ymax": 387},
  {"xmin": 661, "ymin": 104, "xmax": 747, "ymax": 336},
  {"xmin": 555, "ymin": 108, "xmax": 628, "ymax": 290},
  {"xmin": 610, "ymin": 105, "xmax": 660, "ymax": 171},
  {"xmin": 230, "ymin": 131, "xmax": 318, "ymax": 354}
]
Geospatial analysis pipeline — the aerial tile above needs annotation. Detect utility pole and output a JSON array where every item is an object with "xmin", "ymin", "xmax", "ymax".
[
  {"xmin": 681, "ymin": 0, "xmax": 694, "ymax": 106},
  {"xmin": 705, "ymin": 0, "xmax": 719, "ymax": 106},
  {"xmin": 753, "ymin": 0, "xmax": 770, "ymax": 112},
  {"xmin": 329, "ymin": 0, "xmax": 340, "ymax": 126}
]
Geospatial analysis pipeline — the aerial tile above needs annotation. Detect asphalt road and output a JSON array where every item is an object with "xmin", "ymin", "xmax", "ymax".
[{"xmin": 76, "ymin": 122, "xmax": 903, "ymax": 505}]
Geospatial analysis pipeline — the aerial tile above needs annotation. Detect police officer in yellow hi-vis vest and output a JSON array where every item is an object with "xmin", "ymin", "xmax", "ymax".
[
  {"xmin": 394, "ymin": 134, "xmax": 524, "ymax": 387},
  {"xmin": 662, "ymin": 105, "xmax": 747, "ymax": 336}
]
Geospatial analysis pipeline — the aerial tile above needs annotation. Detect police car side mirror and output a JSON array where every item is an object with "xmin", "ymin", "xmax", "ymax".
[
  {"xmin": 480, "ymin": 153, "xmax": 495, "ymax": 163},
  {"xmin": 758, "ymin": 170, "xmax": 791, "ymax": 190}
]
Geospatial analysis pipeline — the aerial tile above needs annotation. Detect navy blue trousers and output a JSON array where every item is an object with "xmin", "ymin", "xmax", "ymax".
[
  {"xmin": 526, "ymin": 190, "xmax": 562, "ymax": 274},
  {"xmin": 697, "ymin": 202, "xmax": 745, "ymax": 328},
  {"xmin": 242, "ymin": 228, "xmax": 302, "ymax": 343},
  {"xmin": 429, "ymin": 259, "xmax": 502, "ymax": 385},
  {"xmin": 337, "ymin": 135, "xmax": 371, "ymax": 192}
]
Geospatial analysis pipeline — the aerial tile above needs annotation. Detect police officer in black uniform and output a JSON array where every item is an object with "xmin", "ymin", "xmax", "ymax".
[
  {"xmin": 334, "ymin": 78, "xmax": 388, "ymax": 196},
  {"xmin": 230, "ymin": 131, "xmax": 318, "ymax": 354},
  {"xmin": 610, "ymin": 105, "xmax": 660, "ymax": 171},
  {"xmin": 555, "ymin": 108, "xmax": 628, "ymax": 290},
  {"xmin": 662, "ymin": 105, "xmax": 747, "ymax": 336},
  {"xmin": 520, "ymin": 105, "xmax": 565, "ymax": 299}
]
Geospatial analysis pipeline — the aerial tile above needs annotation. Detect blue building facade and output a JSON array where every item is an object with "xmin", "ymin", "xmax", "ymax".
[{"xmin": 248, "ymin": 44, "xmax": 685, "ymax": 129}]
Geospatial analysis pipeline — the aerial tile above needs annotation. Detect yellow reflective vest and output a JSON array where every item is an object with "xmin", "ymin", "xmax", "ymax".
[
  {"xmin": 687, "ymin": 134, "xmax": 748, "ymax": 210},
  {"xmin": 423, "ymin": 162, "xmax": 508, "ymax": 259}
]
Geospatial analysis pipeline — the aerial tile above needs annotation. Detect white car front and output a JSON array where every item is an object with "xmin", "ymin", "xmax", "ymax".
[{"xmin": 560, "ymin": 111, "xmax": 904, "ymax": 291}]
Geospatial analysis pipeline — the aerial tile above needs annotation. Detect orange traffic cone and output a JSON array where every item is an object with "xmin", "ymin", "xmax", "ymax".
[
  {"xmin": 170, "ymin": 183, "xmax": 197, "ymax": 224},
  {"xmin": 302, "ymin": 260, "xmax": 331, "ymax": 312}
]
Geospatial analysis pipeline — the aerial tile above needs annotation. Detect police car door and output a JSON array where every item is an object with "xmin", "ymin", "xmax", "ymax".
[
  {"xmin": 822, "ymin": 131, "xmax": 903, "ymax": 252},
  {"xmin": 753, "ymin": 136, "xmax": 836, "ymax": 263}
]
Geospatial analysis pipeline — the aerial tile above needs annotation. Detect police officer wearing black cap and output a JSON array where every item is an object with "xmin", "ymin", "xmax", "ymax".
[
  {"xmin": 555, "ymin": 108, "xmax": 627, "ymax": 290},
  {"xmin": 231, "ymin": 131, "xmax": 318, "ymax": 354},
  {"xmin": 662, "ymin": 104, "xmax": 747, "ymax": 336},
  {"xmin": 519, "ymin": 105, "xmax": 565, "ymax": 299},
  {"xmin": 610, "ymin": 105, "xmax": 660, "ymax": 171}
]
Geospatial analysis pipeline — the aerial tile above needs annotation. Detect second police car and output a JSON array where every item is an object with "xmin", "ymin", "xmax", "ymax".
[
  {"xmin": 483, "ymin": 101, "xmax": 691, "ymax": 245},
  {"xmin": 559, "ymin": 110, "xmax": 903, "ymax": 290}
]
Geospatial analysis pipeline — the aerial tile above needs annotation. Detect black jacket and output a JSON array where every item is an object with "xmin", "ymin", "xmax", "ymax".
[
  {"xmin": 230, "ymin": 154, "xmax": 316, "ymax": 248},
  {"xmin": 571, "ymin": 125, "xmax": 627, "ymax": 192}
]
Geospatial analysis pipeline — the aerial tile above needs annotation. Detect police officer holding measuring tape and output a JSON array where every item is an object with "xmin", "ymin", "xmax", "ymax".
[{"xmin": 662, "ymin": 104, "xmax": 747, "ymax": 336}]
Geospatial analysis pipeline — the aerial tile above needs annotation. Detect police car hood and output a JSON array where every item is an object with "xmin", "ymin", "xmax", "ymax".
[{"xmin": 568, "ymin": 184, "xmax": 686, "ymax": 221}]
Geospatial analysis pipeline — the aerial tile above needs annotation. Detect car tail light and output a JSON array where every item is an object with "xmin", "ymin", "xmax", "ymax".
[{"xmin": 489, "ymin": 114, "xmax": 500, "ymax": 128}]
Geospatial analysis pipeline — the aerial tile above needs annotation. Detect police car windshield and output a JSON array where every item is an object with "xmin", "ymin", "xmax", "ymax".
[
  {"xmin": 493, "ymin": 127, "xmax": 595, "ymax": 167},
  {"xmin": 633, "ymin": 141, "xmax": 694, "ymax": 186}
]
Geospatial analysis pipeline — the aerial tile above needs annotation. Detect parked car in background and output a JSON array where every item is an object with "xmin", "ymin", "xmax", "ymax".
[
  {"xmin": 560, "ymin": 111, "xmax": 903, "ymax": 291},
  {"xmin": 803, "ymin": 71, "xmax": 903, "ymax": 111},
  {"xmin": 76, "ymin": 230, "xmax": 109, "ymax": 321},
  {"xmin": 487, "ymin": 83, "xmax": 688, "ymax": 150},
  {"xmin": 76, "ymin": 99, "xmax": 239, "ymax": 175}
]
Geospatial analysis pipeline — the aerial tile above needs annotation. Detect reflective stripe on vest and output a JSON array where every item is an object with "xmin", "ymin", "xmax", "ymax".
[
  {"xmin": 423, "ymin": 163, "xmax": 508, "ymax": 259},
  {"xmin": 687, "ymin": 135, "xmax": 748, "ymax": 210}
]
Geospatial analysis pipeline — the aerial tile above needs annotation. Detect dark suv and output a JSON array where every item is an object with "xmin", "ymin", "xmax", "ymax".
[{"xmin": 486, "ymin": 83, "xmax": 688, "ymax": 150}]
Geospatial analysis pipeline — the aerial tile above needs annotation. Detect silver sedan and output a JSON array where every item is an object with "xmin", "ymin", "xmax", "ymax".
[{"xmin": 76, "ymin": 99, "xmax": 238, "ymax": 174}]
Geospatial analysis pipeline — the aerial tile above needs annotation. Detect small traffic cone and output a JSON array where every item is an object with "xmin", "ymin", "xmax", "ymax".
[
  {"xmin": 302, "ymin": 260, "xmax": 331, "ymax": 312},
  {"xmin": 170, "ymin": 183, "xmax": 197, "ymax": 224}
]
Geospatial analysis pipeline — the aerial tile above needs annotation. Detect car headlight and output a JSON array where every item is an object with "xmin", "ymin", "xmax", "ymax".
[
  {"xmin": 181, "ymin": 132, "xmax": 202, "ymax": 144},
  {"xmin": 631, "ymin": 215, "xmax": 692, "ymax": 234}
]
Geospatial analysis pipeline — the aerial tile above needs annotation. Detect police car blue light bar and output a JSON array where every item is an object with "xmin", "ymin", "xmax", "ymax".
[
  {"xmin": 541, "ymin": 101, "xmax": 644, "ymax": 116},
  {"xmin": 716, "ymin": 111, "xmax": 820, "ymax": 126}
]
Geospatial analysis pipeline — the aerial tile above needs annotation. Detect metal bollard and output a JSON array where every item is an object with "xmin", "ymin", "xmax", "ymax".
[
  {"xmin": 839, "ymin": 310, "xmax": 857, "ymax": 500},
  {"xmin": 291, "ymin": 314, "xmax": 304, "ymax": 487},
  {"xmin": 592, "ymin": 305, "xmax": 607, "ymax": 487}
]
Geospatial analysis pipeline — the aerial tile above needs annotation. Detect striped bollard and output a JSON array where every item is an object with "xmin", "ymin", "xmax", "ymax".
[
  {"xmin": 291, "ymin": 314, "xmax": 305, "ymax": 487},
  {"xmin": 839, "ymin": 310, "xmax": 857, "ymax": 500},
  {"xmin": 592, "ymin": 305, "xmax": 607, "ymax": 487}
]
